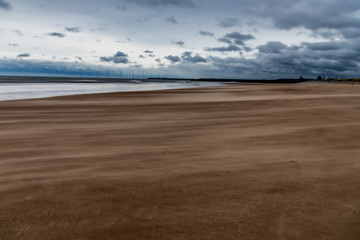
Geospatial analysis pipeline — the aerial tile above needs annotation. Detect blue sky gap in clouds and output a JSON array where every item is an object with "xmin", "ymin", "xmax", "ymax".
[{"xmin": 1, "ymin": 0, "xmax": 360, "ymax": 78}]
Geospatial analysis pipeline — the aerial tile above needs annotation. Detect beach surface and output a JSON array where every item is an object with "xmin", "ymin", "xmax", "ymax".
[{"xmin": 0, "ymin": 83, "xmax": 360, "ymax": 240}]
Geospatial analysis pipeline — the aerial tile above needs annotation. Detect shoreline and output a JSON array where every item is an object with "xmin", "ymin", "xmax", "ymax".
[
  {"xmin": 0, "ymin": 80, "xmax": 353, "ymax": 103},
  {"xmin": 0, "ymin": 81, "xmax": 225, "ymax": 102},
  {"xmin": 1, "ymin": 83, "xmax": 360, "ymax": 239},
  {"xmin": 0, "ymin": 75, "xmax": 309, "ymax": 83}
]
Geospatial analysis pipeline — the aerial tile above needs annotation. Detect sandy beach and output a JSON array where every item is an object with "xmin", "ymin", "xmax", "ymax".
[{"xmin": 0, "ymin": 83, "xmax": 360, "ymax": 240}]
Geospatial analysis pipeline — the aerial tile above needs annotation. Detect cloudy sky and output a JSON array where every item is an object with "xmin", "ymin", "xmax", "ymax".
[{"xmin": 1, "ymin": 0, "xmax": 360, "ymax": 79}]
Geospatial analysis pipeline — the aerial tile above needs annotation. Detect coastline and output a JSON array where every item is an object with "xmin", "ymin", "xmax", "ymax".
[
  {"xmin": 1, "ymin": 83, "xmax": 360, "ymax": 239},
  {"xmin": 0, "ymin": 81, "xmax": 226, "ymax": 102}
]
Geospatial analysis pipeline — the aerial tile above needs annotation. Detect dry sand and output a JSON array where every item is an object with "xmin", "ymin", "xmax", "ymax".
[{"xmin": 0, "ymin": 83, "xmax": 360, "ymax": 240}]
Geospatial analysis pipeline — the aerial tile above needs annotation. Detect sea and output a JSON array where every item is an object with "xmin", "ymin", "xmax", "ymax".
[{"xmin": 0, "ymin": 78, "xmax": 225, "ymax": 101}]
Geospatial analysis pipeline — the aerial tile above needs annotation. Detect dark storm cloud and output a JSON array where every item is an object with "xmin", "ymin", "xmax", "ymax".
[
  {"xmin": 199, "ymin": 31, "xmax": 214, "ymax": 37},
  {"xmin": 207, "ymin": 39, "xmax": 360, "ymax": 79},
  {"xmin": 3, "ymin": 40, "xmax": 360, "ymax": 79},
  {"xmin": 17, "ymin": 53, "xmax": 30, "ymax": 58},
  {"xmin": 127, "ymin": 0, "xmax": 195, "ymax": 8},
  {"xmin": 100, "ymin": 51, "xmax": 129, "ymax": 64},
  {"xmin": 165, "ymin": 52, "xmax": 207, "ymax": 64},
  {"xmin": 172, "ymin": 41, "xmax": 184, "ymax": 47},
  {"xmin": 165, "ymin": 16, "xmax": 178, "ymax": 24},
  {"xmin": 0, "ymin": 0, "xmax": 11, "ymax": 10},
  {"xmin": 183, "ymin": 55, "xmax": 207, "ymax": 63},
  {"xmin": 243, "ymin": 46, "xmax": 253, "ymax": 52},
  {"xmin": 48, "ymin": 32, "xmax": 66, "ymax": 38},
  {"xmin": 218, "ymin": 38, "xmax": 231, "ymax": 44},
  {"xmin": 258, "ymin": 41, "xmax": 287, "ymax": 54},
  {"xmin": 206, "ymin": 45, "xmax": 241, "ymax": 52},
  {"xmin": 240, "ymin": 0, "xmax": 360, "ymax": 39},
  {"xmin": 181, "ymin": 51, "xmax": 192, "ymax": 58},
  {"xmin": 165, "ymin": 55, "xmax": 181, "ymax": 63},
  {"xmin": 301, "ymin": 41, "xmax": 343, "ymax": 51},
  {"xmin": 65, "ymin": 27, "xmax": 81, "ymax": 33},
  {"xmin": 272, "ymin": 13, "xmax": 360, "ymax": 33},
  {"xmin": 310, "ymin": 29, "xmax": 340, "ymax": 40},
  {"xmin": 219, "ymin": 32, "xmax": 255, "ymax": 46},
  {"xmin": 257, "ymin": 41, "xmax": 360, "ymax": 76},
  {"xmin": 340, "ymin": 28, "xmax": 360, "ymax": 39},
  {"xmin": 217, "ymin": 18, "xmax": 240, "ymax": 28}
]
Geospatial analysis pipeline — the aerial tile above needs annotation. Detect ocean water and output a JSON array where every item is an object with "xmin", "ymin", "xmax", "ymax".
[{"xmin": 0, "ymin": 81, "xmax": 223, "ymax": 101}]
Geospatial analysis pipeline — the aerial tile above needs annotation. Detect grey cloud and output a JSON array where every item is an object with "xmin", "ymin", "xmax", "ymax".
[
  {"xmin": 65, "ymin": 27, "xmax": 81, "ymax": 33},
  {"xmin": 301, "ymin": 41, "xmax": 343, "ymax": 51},
  {"xmin": 165, "ymin": 55, "xmax": 181, "ymax": 63},
  {"xmin": 100, "ymin": 51, "xmax": 129, "ymax": 64},
  {"xmin": 0, "ymin": 58, "xmax": 143, "ymax": 77},
  {"xmin": 142, "ymin": 50, "xmax": 155, "ymax": 58},
  {"xmin": 100, "ymin": 56, "xmax": 114, "ymax": 62},
  {"xmin": 91, "ymin": 27, "xmax": 105, "ymax": 32},
  {"xmin": 182, "ymin": 51, "xmax": 192, "ymax": 57},
  {"xmin": 12, "ymin": 30, "xmax": 23, "ymax": 36},
  {"xmin": 181, "ymin": 51, "xmax": 207, "ymax": 63},
  {"xmin": 310, "ymin": 29, "xmax": 340, "ymax": 40},
  {"xmin": 258, "ymin": 41, "xmax": 287, "ymax": 54},
  {"xmin": 341, "ymin": 28, "xmax": 360, "ymax": 39},
  {"xmin": 208, "ymin": 39, "xmax": 360, "ymax": 79},
  {"xmin": 3, "ymin": 39, "xmax": 360, "ymax": 79},
  {"xmin": 112, "ymin": 51, "xmax": 129, "ymax": 64},
  {"xmin": 273, "ymin": 13, "xmax": 360, "ymax": 32},
  {"xmin": 127, "ymin": 0, "xmax": 194, "ymax": 8},
  {"xmin": 172, "ymin": 40, "xmax": 184, "ymax": 47},
  {"xmin": 165, "ymin": 16, "xmax": 178, "ymax": 24},
  {"xmin": 116, "ymin": 4, "xmax": 127, "ymax": 11},
  {"xmin": 199, "ymin": 31, "xmax": 214, "ymax": 37},
  {"xmin": 4, "ymin": 0, "xmax": 360, "ymax": 79},
  {"xmin": 48, "ymin": 32, "xmax": 66, "ymax": 38},
  {"xmin": 218, "ymin": 38, "xmax": 232, "ymax": 44},
  {"xmin": 217, "ymin": 18, "xmax": 240, "ymax": 28},
  {"xmin": 0, "ymin": 0, "xmax": 11, "ymax": 10},
  {"xmin": 165, "ymin": 52, "xmax": 207, "ymax": 64},
  {"xmin": 8, "ymin": 43, "xmax": 18, "ymax": 46},
  {"xmin": 243, "ymin": 46, "xmax": 253, "ymax": 52},
  {"xmin": 133, "ymin": 64, "xmax": 143, "ymax": 68},
  {"xmin": 17, "ymin": 53, "xmax": 30, "ymax": 58},
  {"xmin": 206, "ymin": 45, "xmax": 241, "ymax": 52},
  {"xmin": 184, "ymin": 55, "xmax": 207, "ymax": 64},
  {"xmin": 240, "ymin": 0, "xmax": 360, "ymax": 39},
  {"xmin": 139, "ymin": 55, "xmax": 146, "ymax": 58},
  {"xmin": 219, "ymin": 32, "xmax": 255, "ymax": 46}
]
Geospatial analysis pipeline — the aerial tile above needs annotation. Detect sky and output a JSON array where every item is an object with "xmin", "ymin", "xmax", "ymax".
[{"xmin": 1, "ymin": 0, "xmax": 360, "ymax": 79}]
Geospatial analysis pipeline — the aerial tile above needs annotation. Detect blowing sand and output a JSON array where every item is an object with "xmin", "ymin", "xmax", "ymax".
[{"xmin": 0, "ymin": 83, "xmax": 360, "ymax": 240}]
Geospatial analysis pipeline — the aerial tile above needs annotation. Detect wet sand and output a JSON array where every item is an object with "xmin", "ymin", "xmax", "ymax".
[{"xmin": 0, "ymin": 83, "xmax": 360, "ymax": 239}]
